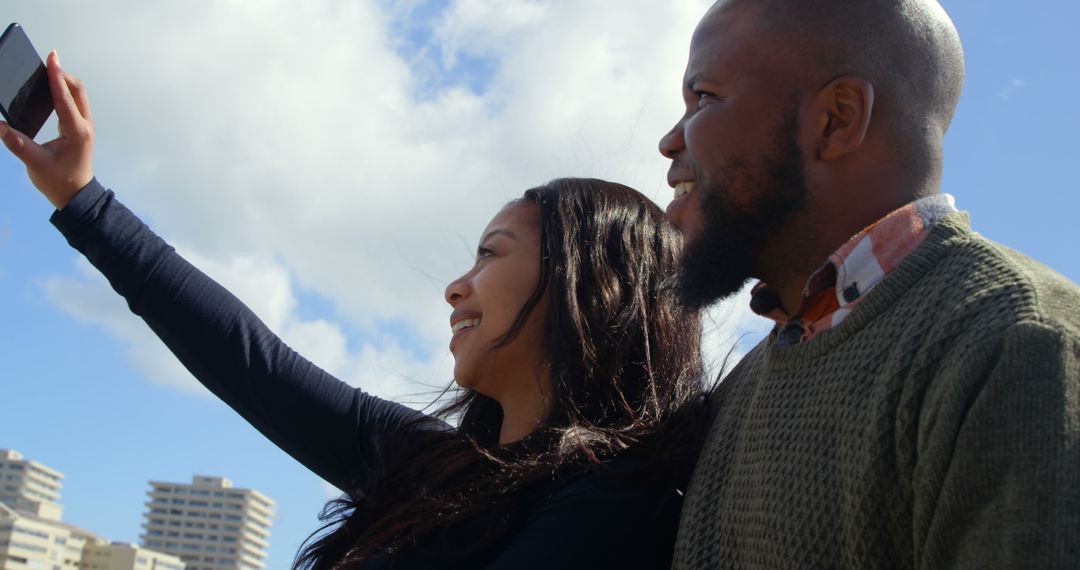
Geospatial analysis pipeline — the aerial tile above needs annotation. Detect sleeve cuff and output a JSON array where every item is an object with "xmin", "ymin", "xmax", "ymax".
[{"xmin": 49, "ymin": 178, "xmax": 111, "ymax": 239}]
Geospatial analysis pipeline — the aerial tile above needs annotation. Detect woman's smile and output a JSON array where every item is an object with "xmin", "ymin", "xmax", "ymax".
[
  {"xmin": 444, "ymin": 202, "xmax": 548, "ymax": 397},
  {"xmin": 451, "ymin": 317, "xmax": 482, "ymax": 336},
  {"xmin": 448, "ymin": 315, "xmax": 482, "ymax": 352}
]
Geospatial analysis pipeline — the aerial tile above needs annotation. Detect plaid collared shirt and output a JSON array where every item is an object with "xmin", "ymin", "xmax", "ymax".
[{"xmin": 750, "ymin": 194, "xmax": 959, "ymax": 347}]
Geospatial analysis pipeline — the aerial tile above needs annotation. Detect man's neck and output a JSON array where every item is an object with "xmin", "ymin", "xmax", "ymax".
[
  {"xmin": 770, "ymin": 268, "xmax": 820, "ymax": 317},
  {"xmin": 757, "ymin": 222, "xmax": 836, "ymax": 316},
  {"xmin": 761, "ymin": 199, "xmax": 916, "ymax": 315},
  {"xmin": 763, "ymin": 188, "xmax": 945, "ymax": 315}
]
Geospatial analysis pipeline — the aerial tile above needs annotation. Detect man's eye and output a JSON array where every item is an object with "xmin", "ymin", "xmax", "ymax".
[{"xmin": 695, "ymin": 90, "xmax": 719, "ymax": 108}]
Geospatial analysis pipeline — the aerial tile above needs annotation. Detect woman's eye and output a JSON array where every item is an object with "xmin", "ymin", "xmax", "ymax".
[{"xmin": 476, "ymin": 247, "xmax": 494, "ymax": 261}]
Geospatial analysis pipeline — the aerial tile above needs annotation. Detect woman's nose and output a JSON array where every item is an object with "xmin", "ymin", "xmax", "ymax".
[{"xmin": 444, "ymin": 273, "xmax": 470, "ymax": 306}]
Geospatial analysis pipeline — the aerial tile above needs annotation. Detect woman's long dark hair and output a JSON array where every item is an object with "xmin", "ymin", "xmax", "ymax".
[{"xmin": 294, "ymin": 178, "xmax": 706, "ymax": 569}]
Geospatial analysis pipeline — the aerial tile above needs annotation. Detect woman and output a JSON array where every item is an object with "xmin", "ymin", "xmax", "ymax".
[{"xmin": 1, "ymin": 53, "xmax": 706, "ymax": 569}]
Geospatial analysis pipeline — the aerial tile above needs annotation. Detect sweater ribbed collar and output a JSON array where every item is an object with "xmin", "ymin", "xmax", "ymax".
[
  {"xmin": 749, "ymin": 194, "xmax": 958, "ymax": 346},
  {"xmin": 758, "ymin": 211, "xmax": 974, "ymax": 370}
]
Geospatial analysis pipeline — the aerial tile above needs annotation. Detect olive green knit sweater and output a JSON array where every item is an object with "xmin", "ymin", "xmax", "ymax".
[{"xmin": 673, "ymin": 213, "xmax": 1080, "ymax": 569}]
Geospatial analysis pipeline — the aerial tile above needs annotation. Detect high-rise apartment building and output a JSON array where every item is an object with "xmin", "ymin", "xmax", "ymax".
[
  {"xmin": 141, "ymin": 476, "xmax": 274, "ymax": 570},
  {"xmin": 0, "ymin": 449, "xmax": 184, "ymax": 570},
  {"xmin": 0, "ymin": 449, "xmax": 63, "ymax": 521}
]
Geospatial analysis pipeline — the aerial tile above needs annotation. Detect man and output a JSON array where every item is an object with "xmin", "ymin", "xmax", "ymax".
[{"xmin": 660, "ymin": 0, "xmax": 1080, "ymax": 568}]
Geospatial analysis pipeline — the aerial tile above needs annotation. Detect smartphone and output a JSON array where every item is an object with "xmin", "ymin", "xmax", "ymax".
[{"xmin": 0, "ymin": 23, "xmax": 53, "ymax": 139}]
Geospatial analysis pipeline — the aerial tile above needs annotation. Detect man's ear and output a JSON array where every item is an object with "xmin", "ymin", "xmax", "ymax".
[{"xmin": 811, "ymin": 76, "xmax": 875, "ymax": 161}]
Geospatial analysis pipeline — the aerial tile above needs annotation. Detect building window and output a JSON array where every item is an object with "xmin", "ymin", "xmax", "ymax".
[
  {"xmin": 13, "ymin": 526, "xmax": 50, "ymax": 539},
  {"xmin": 11, "ymin": 540, "xmax": 49, "ymax": 553}
]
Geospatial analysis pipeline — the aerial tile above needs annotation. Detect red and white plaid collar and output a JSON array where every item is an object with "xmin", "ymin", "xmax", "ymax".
[{"xmin": 750, "ymin": 194, "xmax": 958, "ymax": 346}]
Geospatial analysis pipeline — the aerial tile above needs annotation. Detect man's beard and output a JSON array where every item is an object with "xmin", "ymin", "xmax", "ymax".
[{"xmin": 672, "ymin": 108, "xmax": 810, "ymax": 310}]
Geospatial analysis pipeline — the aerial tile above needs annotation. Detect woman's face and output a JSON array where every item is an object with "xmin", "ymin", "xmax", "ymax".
[{"xmin": 444, "ymin": 202, "xmax": 548, "ymax": 400}]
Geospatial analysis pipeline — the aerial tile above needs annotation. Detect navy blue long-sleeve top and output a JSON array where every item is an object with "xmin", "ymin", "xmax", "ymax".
[{"xmin": 50, "ymin": 180, "xmax": 682, "ymax": 569}]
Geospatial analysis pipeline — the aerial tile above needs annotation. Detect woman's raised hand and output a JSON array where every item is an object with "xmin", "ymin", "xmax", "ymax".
[{"xmin": 0, "ymin": 51, "xmax": 94, "ymax": 210}]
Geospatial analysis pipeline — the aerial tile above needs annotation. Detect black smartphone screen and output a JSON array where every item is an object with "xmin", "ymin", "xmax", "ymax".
[{"xmin": 0, "ymin": 23, "xmax": 52, "ymax": 139}]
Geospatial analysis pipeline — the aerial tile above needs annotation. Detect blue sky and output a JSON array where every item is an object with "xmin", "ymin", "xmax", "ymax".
[{"xmin": 2, "ymin": 1, "xmax": 1078, "ymax": 569}]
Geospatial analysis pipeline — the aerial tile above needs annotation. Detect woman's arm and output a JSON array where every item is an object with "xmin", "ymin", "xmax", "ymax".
[
  {"xmin": 2, "ymin": 51, "xmax": 444, "ymax": 492},
  {"xmin": 56, "ymin": 180, "xmax": 439, "ymax": 489}
]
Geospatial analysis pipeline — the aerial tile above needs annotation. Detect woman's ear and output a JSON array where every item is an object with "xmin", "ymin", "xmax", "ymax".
[{"xmin": 811, "ymin": 76, "xmax": 875, "ymax": 162}]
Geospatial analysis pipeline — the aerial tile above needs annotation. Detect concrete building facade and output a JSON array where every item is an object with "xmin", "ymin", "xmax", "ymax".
[
  {"xmin": 141, "ymin": 476, "xmax": 273, "ymax": 570},
  {"xmin": 82, "ymin": 542, "xmax": 186, "ymax": 570},
  {"xmin": 0, "ymin": 450, "xmax": 63, "ymax": 522},
  {"xmin": 0, "ymin": 449, "xmax": 185, "ymax": 570},
  {"xmin": 0, "ymin": 502, "xmax": 97, "ymax": 570}
]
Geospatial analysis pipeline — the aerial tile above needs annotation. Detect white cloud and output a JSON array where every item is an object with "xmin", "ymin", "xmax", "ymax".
[
  {"xmin": 15, "ymin": 0, "xmax": 765, "ymax": 403},
  {"xmin": 434, "ymin": 0, "xmax": 551, "ymax": 64},
  {"xmin": 43, "ymin": 249, "xmax": 456, "ymax": 404},
  {"xmin": 1000, "ymin": 78, "xmax": 1026, "ymax": 100},
  {"xmin": 43, "ymin": 257, "xmax": 198, "ymax": 393}
]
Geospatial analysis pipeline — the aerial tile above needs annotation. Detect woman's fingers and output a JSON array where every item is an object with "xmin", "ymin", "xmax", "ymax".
[
  {"xmin": 66, "ymin": 71, "xmax": 93, "ymax": 125},
  {"xmin": 0, "ymin": 121, "xmax": 50, "ymax": 170},
  {"xmin": 46, "ymin": 51, "xmax": 88, "ymax": 136},
  {"xmin": 0, "ymin": 50, "xmax": 95, "ymax": 209}
]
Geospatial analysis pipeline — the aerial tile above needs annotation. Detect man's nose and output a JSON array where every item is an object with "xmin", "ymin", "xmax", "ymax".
[{"xmin": 659, "ymin": 121, "xmax": 686, "ymax": 159}]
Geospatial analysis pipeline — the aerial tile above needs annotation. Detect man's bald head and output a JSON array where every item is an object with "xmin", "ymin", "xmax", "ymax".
[
  {"xmin": 660, "ymin": 0, "xmax": 968, "ymax": 310},
  {"xmin": 702, "ymin": 0, "xmax": 965, "ymax": 181}
]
